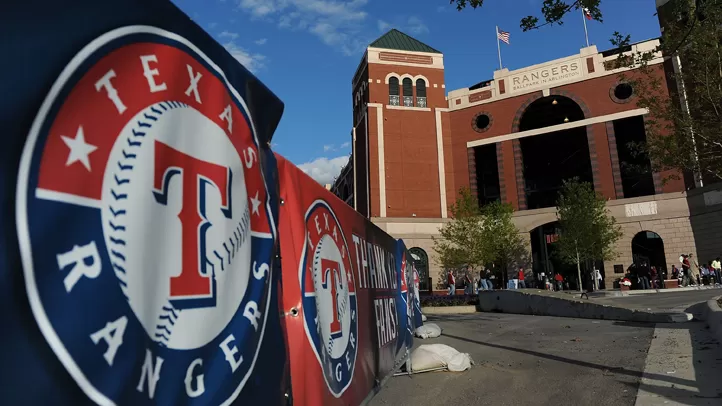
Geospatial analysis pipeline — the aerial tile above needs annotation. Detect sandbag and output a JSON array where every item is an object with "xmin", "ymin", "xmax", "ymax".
[
  {"xmin": 421, "ymin": 314, "xmax": 427, "ymax": 322},
  {"xmin": 410, "ymin": 344, "xmax": 473, "ymax": 372},
  {"xmin": 415, "ymin": 323, "xmax": 441, "ymax": 339}
]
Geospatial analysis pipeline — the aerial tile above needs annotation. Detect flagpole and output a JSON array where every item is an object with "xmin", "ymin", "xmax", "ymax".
[
  {"xmin": 581, "ymin": 9, "xmax": 590, "ymax": 47},
  {"xmin": 496, "ymin": 25, "xmax": 503, "ymax": 70}
]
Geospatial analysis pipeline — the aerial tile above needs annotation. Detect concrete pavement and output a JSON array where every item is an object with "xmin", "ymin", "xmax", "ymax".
[
  {"xmin": 590, "ymin": 289, "xmax": 722, "ymax": 312},
  {"xmin": 370, "ymin": 313, "xmax": 722, "ymax": 406},
  {"xmin": 635, "ymin": 323, "xmax": 722, "ymax": 405},
  {"xmin": 370, "ymin": 313, "xmax": 654, "ymax": 406}
]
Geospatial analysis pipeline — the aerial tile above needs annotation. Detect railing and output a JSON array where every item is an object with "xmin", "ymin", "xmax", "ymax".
[
  {"xmin": 416, "ymin": 96, "xmax": 427, "ymax": 108},
  {"xmin": 403, "ymin": 96, "xmax": 414, "ymax": 107},
  {"xmin": 389, "ymin": 95, "xmax": 400, "ymax": 106}
]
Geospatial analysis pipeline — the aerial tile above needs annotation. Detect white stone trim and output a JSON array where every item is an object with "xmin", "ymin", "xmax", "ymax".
[
  {"xmin": 448, "ymin": 39, "xmax": 665, "ymax": 111},
  {"xmin": 385, "ymin": 72, "xmax": 400, "ymax": 84},
  {"xmin": 368, "ymin": 78, "xmax": 373, "ymax": 83},
  {"xmin": 376, "ymin": 79, "xmax": 381, "ymax": 84},
  {"xmin": 466, "ymin": 108, "xmax": 648, "ymax": 148},
  {"xmin": 433, "ymin": 84, "xmax": 438, "ymax": 88},
  {"xmin": 435, "ymin": 108, "xmax": 448, "ymax": 218},
  {"xmin": 542, "ymin": 88, "xmax": 550, "ymax": 97},
  {"xmin": 441, "ymin": 84, "xmax": 445, "ymax": 88},
  {"xmin": 399, "ymin": 74, "xmax": 415, "ymax": 84},
  {"xmin": 413, "ymin": 75, "xmax": 429, "ymax": 87},
  {"xmin": 367, "ymin": 47, "xmax": 445, "ymax": 70},
  {"xmin": 368, "ymin": 103, "xmax": 386, "ymax": 217},
  {"xmin": 386, "ymin": 105, "xmax": 431, "ymax": 112},
  {"xmin": 367, "ymin": 46, "xmax": 442, "ymax": 57}
]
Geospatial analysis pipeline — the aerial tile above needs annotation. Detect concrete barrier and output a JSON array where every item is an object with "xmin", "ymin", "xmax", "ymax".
[
  {"xmin": 421, "ymin": 305, "xmax": 478, "ymax": 315},
  {"xmin": 478, "ymin": 290, "xmax": 691, "ymax": 323}
]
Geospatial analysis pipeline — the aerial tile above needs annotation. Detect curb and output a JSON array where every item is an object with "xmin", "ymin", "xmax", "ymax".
[
  {"xmin": 478, "ymin": 290, "xmax": 691, "ymax": 323},
  {"xmin": 697, "ymin": 296, "xmax": 722, "ymax": 343},
  {"xmin": 581, "ymin": 286, "xmax": 722, "ymax": 298},
  {"xmin": 420, "ymin": 305, "xmax": 478, "ymax": 315}
]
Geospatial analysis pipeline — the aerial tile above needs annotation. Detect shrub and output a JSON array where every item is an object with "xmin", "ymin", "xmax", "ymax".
[{"xmin": 420, "ymin": 294, "xmax": 479, "ymax": 307}]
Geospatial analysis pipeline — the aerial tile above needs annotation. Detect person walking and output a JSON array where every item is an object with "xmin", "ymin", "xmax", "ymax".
[
  {"xmin": 479, "ymin": 269, "xmax": 491, "ymax": 291},
  {"xmin": 681, "ymin": 255, "xmax": 692, "ymax": 287},
  {"xmin": 650, "ymin": 266, "xmax": 658, "ymax": 289},
  {"xmin": 554, "ymin": 273, "xmax": 564, "ymax": 291},
  {"xmin": 712, "ymin": 257, "xmax": 722, "ymax": 285},
  {"xmin": 690, "ymin": 253, "xmax": 700, "ymax": 286},
  {"xmin": 447, "ymin": 270, "xmax": 456, "ymax": 295},
  {"xmin": 464, "ymin": 271, "xmax": 473, "ymax": 295},
  {"xmin": 517, "ymin": 267, "xmax": 527, "ymax": 289},
  {"xmin": 639, "ymin": 262, "xmax": 651, "ymax": 290}
]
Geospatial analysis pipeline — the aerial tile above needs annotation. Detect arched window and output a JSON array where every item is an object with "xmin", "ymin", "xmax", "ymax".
[
  {"xmin": 409, "ymin": 247, "xmax": 429, "ymax": 291},
  {"xmin": 388, "ymin": 77, "xmax": 400, "ymax": 106},
  {"xmin": 415, "ymin": 79, "xmax": 427, "ymax": 108},
  {"xmin": 402, "ymin": 78, "xmax": 413, "ymax": 107}
]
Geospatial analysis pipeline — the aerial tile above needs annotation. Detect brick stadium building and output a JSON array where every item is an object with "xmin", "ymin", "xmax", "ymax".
[{"xmin": 332, "ymin": 26, "xmax": 722, "ymax": 291}]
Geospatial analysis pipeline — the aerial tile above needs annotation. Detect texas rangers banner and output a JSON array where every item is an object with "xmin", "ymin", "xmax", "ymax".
[
  {"xmin": 407, "ymin": 247, "xmax": 425, "ymax": 329},
  {"xmin": 393, "ymin": 240, "xmax": 415, "ymax": 370},
  {"xmin": 3, "ymin": 1, "xmax": 287, "ymax": 405},
  {"xmin": 276, "ymin": 155, "xmax": 408, "ymax": 405}
]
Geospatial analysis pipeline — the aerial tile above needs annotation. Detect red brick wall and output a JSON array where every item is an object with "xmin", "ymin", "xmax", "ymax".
[
  {"xmin": 447, "ymin": 63, "xmax": 685, "ymax": 208},
  {"xmin": 367, "ymin": 64, "xmax": 446, "ymax": 108},
  {"xmin": 441, "ymin": 111, "xmax": 456, "ymax": 213},
  {"xmin": 363, "ymin": 63, "xmax": 446, "ymax": 218},
  {"xmin": 367, "ymin": 106, "xmax": 380, "ymax": 217}
]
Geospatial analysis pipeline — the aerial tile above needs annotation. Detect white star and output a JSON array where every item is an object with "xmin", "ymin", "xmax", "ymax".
[
  {"xmin": 61, "ymin": 126, "xmax": 97, "ymax": 171},
  {"xmin": 250, "ymin": 190, "xmax": 261, "ymax": 216}
]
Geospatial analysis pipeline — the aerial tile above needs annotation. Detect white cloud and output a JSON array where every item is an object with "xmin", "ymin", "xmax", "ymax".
[
  {"xmin": 298, "ymin": 156, "xmax": 350, "ymax": 185},
  {"xmin": 238, "ymin": 0, "xmax": 369, "ymax": 55},
  {"xmin": 340, "ymin": 141, "xmax": 350, "ymax": 148},
  {"xmin": 323, "ymin": 144, "xmax": 335, "ymax": 152},
  {"xmin": 377, "ymin": 19, "xmax": 391, "ymax": 32},
  {"xmin": 222, "ymin": 42, "xmax": 267, "ymax": 72},
  {"xmin": 255, "ymin": 38, "xmax": 268, "ymax": 45},
  {"xmin": 406, "ymin": 16, "xmax": 428, "ymax": 35},
  {"xmin": 219, "ymin": 31, "xmax": 240, "ymax": 39}
]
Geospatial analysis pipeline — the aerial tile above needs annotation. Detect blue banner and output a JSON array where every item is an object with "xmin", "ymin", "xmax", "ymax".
[{"xmin": 2, "ymin": 1, "xmax": 286, "ymax": 405}]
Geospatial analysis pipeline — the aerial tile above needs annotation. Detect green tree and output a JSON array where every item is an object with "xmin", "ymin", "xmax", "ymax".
[
  {"xmin": 555, "ymin": 179, "xmax": 622, "ymax": 291},
  {"xmin": 432, "ymin": 188, "xmax": 486, "ymax": 286},
  {"xmin": 449, "ymin": 0, "xmax": 603, "ymax": 31},
  {"xmin": 480, "ymin": 201, "xmax": 529, "ymax": 288},
  {"xmin": 611, "ymin": 1, "xmax": 722, "ymax": 183}
]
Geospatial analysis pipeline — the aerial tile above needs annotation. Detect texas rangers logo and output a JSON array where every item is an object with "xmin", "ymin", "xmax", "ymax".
[
  {"xmin": 16, "ymin": 26, "xmax": 276, "ymax": 405},
  {"xmin": 300, "ymin": 200, "xmax": 358, "ymax": 397}
]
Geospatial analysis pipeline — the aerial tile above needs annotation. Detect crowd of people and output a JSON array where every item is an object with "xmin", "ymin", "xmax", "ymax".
[
  {"xmin": 444, "ymin": 252, "xmax": 722, "ymax": 295},
  {"xmin": 446, "ymin": 264, "xmax": 571, "ymax": 294},
  {"xmin": 625, "ymin": 253, "xmax": 722, "ymax": 290}
]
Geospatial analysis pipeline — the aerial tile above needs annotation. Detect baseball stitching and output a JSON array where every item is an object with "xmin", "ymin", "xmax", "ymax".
[{"xmin": 106, "ymin": 100, "xmax": 251, "ymax": 347}]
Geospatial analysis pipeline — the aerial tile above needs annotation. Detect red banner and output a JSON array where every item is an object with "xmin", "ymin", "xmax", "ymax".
[{"xmin": 277, "ymin": 155, "xmax": 405, "ymax": 405}]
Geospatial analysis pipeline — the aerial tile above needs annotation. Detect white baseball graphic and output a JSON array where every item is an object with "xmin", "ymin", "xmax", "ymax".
[
  {"xmin": 312, "ymin": 234, "xmax": 352, "ymax": 358},
  {"xmin": 100, "ymin": 101, "xmax": 252, "ymax": 350}
]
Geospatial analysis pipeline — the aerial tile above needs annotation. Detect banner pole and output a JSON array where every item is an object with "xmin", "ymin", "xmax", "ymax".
[
  {"xmin": 582, "ymin": 9, "xmax": 590, "ymax": 47},
  {"xmin": 496, "ymin": 26, "xmax": 503, "ymax": 70}
]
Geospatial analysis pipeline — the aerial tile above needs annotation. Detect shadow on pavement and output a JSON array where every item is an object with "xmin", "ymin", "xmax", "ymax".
[
  {"xmin": 442, "ymin": 332, "xmax": 697, "ymax": 388},
  {"xmin": 620, "ymin": 321, "xmax": 722, "ymax": 405}
]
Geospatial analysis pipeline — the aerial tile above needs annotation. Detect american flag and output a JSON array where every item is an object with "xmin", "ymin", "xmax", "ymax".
[
  {"xmin": 583, "ymin": 7, "xmax": 592, "ymax": 20},
  {"xmin": 497, "ymin": 28, "xmax": 510, "ymax": 45}
]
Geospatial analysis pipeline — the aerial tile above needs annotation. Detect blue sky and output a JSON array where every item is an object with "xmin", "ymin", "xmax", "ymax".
[{"xmin": 171, "ymin": 0, "xmax": 662, "ymax": 185}]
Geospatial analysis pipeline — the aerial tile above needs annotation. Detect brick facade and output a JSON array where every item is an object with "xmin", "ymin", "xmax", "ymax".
[{"xmin": 343, "ymin": 33, "xmax": 713, "ymax": 290}]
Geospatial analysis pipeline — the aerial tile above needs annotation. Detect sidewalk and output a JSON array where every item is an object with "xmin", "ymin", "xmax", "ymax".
[{"xmin": 587, "ymin": 285, "xmax": 722, "ymax": 298}]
